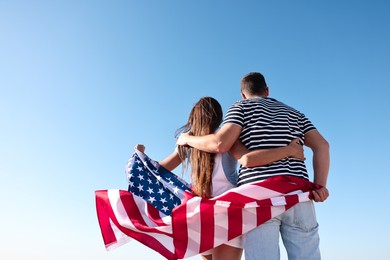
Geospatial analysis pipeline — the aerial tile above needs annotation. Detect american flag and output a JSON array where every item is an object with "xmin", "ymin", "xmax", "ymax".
[
  {"xmin": 95, "ymin": 151, "xmax": 320, "ymax": 259},
  {"xmin": 125, "ymin": 150, "xmax": 191, "ymax": 215}
]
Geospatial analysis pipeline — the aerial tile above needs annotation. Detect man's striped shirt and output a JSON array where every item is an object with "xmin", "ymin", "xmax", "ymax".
[{"xmin": 224, "ymin": 97, "xmax": 316, "ymax": 186}]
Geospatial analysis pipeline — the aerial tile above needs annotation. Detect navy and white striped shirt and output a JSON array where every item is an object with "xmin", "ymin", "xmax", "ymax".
[{"xmin": 223, "ymin": 97, "xmax": 316, "ymax": 186}]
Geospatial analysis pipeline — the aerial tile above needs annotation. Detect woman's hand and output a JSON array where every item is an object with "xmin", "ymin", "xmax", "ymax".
[
  {"xmin": 134, "ymin": 144, "xmax": 145, "ymax": 153},
  {"xmin": 287, "ymin": 138, "xmax": 305, "ymax": 160}
]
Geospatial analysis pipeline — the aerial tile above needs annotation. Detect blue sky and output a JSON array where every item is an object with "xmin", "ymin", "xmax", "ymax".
[{"xmin": 1, "ymin": 1, "xmax": 389, "ymax": 259}]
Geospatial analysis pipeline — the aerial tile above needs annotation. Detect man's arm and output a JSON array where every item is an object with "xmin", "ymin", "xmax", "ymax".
[
  {"xmin": 304, "ymin": 129, "xmax": 330, "ymax": 202},
  {"xmin": 229, "ymin": 138, "xmax": 305, "ymax": 167},
  {"xmin": 176, "ymin": 123, "xmax": 242, "ymax": 153}
]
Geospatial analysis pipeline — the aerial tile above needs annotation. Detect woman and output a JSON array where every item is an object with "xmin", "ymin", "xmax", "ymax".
[{"xmin": 136, "ymin": 97, "xmax": 304, "ymax": 260}]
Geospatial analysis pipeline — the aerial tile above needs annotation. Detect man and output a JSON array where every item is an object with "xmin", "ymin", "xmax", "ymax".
[{"xmin": 177, "ymin": 72, "xmax": 330, "ymax": 260}]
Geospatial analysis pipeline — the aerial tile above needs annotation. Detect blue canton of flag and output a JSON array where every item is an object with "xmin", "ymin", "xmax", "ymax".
[{"xmin": 125, "ymin": 149, "xmax": 191, "ymax": 215}]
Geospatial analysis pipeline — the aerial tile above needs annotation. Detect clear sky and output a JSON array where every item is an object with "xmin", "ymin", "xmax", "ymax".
[{"xmin": 1, "ymin": 1, "xmax": 389, "ymax": 259}]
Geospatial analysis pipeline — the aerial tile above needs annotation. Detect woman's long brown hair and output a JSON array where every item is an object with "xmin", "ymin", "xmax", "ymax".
[{"xmin": 176, "ymin": 97, "xmax": 223, "ymax": 198}]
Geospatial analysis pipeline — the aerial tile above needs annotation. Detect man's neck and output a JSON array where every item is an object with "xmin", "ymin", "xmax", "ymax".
[{"xmin": 246, "ymin": 94, "xmax": 267, "ymax": 99}]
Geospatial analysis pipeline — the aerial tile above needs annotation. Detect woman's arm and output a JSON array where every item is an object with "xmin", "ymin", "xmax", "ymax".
[
  {"xmin": 134, "ymin": 144, "xmax": 182, "ymax": 172},
  {"xmin": 159, "ymin": 150, "xmax": 182, "ymax": 171},
  {"xmin": 229, "ymin": 138, "xmax": 305, "ymax": 167}
]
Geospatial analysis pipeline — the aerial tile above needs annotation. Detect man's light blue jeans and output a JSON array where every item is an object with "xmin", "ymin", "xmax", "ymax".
[{"xmin": 243, "ymin": 201, "xmax": 320, "ymax": 260}]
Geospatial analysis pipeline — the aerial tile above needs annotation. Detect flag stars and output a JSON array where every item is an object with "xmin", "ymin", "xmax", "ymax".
[
  {"xmin": 127, "ymin": 153, "xmax": 191, "ymax": 216},
  {"xmin": 166, "ymin": 178, "xmax": 174, "ymax": 185}
]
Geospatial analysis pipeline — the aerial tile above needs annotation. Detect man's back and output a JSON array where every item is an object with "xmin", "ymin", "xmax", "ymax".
[{"xmin": 224, "ymin": 97, "xmax": 316, "ymax": 186}]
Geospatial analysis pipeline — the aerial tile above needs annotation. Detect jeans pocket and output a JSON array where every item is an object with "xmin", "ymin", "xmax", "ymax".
[{"xmin": 292, "ymin": 201, "xmax": 318, "ymax": 231}]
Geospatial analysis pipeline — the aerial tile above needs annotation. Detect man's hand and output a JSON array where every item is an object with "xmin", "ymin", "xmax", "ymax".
[
  {"xmin": 287, "ymin": 138, "xmax": 305, "ymax": 160},
  {"xmin": 177, "ymin": 132, "xmax": 190, "ymax": 146},
  {"xmin": 312, "ymin": 187, "xmax": 329, "ymax": 202}
]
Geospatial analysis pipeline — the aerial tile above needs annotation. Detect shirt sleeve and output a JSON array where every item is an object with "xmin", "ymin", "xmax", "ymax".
[
  {"xmin": 223, "ymin": 101, "xmax": 244, "ymax": 127},
  {"xmin": 300, "ymin": 113, "xmax": 316, "ymax": 134}
]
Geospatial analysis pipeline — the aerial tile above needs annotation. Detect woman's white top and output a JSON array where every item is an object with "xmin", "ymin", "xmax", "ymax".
[{"xmin": 211, "ymin": 152, "xmax": 238, "ymax": 197}]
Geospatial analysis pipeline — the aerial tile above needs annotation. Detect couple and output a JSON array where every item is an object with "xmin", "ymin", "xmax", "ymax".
[{"xmin": 137, "ymin": 72, "xmax": 330, "ymax": 260}]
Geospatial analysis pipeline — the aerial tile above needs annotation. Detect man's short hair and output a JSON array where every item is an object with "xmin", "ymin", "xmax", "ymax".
[{"xmin": 241, "ymin": 72, "xmax": 268, "ymax": 96}]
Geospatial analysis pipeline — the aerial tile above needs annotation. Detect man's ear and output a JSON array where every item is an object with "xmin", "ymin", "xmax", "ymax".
[
  {"xmin": 265, "ymin": 87, "xmax": 269, "ymax": 97},
  {"xmin": 241, "ymin": 91, "xmax": 247, "ymax": 99}
]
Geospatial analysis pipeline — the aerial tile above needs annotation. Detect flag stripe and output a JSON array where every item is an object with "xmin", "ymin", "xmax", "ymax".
[
  {"xmin": 228, "ymin": 204, "xmax": 242, "ymax": 241},
  {"xmin": 183, "ymin": 197, "xmax": 202, "ymax": 258},
  {"xmin": 242, "ymin": 206, "xmax": 257, "ymax": 234},
  {"xmin": 146, "ymin": 203, "xmax": 170, "ymax": 226},
  {"xmin": 96, "ymin": 190, "xmax": 119, "ymax": 247},
  {"xmin": 285, "ymin": 193, "xmax": 299, "ymax": 211},
  {"xmin": 256, "ymin": 199, "xmax": 272, "ymax": 226},
  {"xmin": 199, "ymin": 200, "xmax": 215, "ymax": 253},
  {"xmin": 213, "ymin": 203, "xmax": 229, "ymax": 247}
]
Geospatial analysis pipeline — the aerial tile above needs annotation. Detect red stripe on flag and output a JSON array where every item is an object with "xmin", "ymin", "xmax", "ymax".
[
  {"xmin": 256, "ymin": 199, "xmax": 272, "ymax": 226},
  {"xmin": 146, "ymin": 202, "xmax": 167, "ymax": 226},
  {"xmin": 227, "ymin": 205, "xmax": 242, "ymax": 241},
  {"xmin": 284, "ymin": 194, "xmax": 299, "ymax": 211},
  {"xmin": 199, "ymin": 200, "xmax": 215, "ymax": 253},
  {"xmin": 95, "ymin": 190, "xmax": 118, "ymax": 247},
  {"xmin": 258, "ymin": 176, "xmax": 320, "ymax": 194},
  {"xmin": 172, "ymin": 202, "xmax": 188, "ymax": 259}
]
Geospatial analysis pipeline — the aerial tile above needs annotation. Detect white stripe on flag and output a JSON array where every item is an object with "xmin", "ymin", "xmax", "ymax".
[
  {"xmin": 184, "ymin": 197, "xmax": 202, "ymax": 258},
  {"xmin": 270, "ymin": 205, "xmax": 286, "ymax": 218},
  {"xmin": 298, "ymin": 192, "xmax": 311, "ymax": 202},
  {"xmin": 236, "ymin": 185, "xmax": 282, "ymax": 200},
  {"xmin": 213, "ymin": 203, "xmax": 229, "ymax": 247},
  {"xmin": 270, "ymin": 196, "xmax": 287, "ymax": 206},
  {"xmin": 242, "ymin": 205, "xmax": 258, "ymax": 234},
  {"xmin": 105, "ymin": 218, "xmax": 133, "ymax": 251}
]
